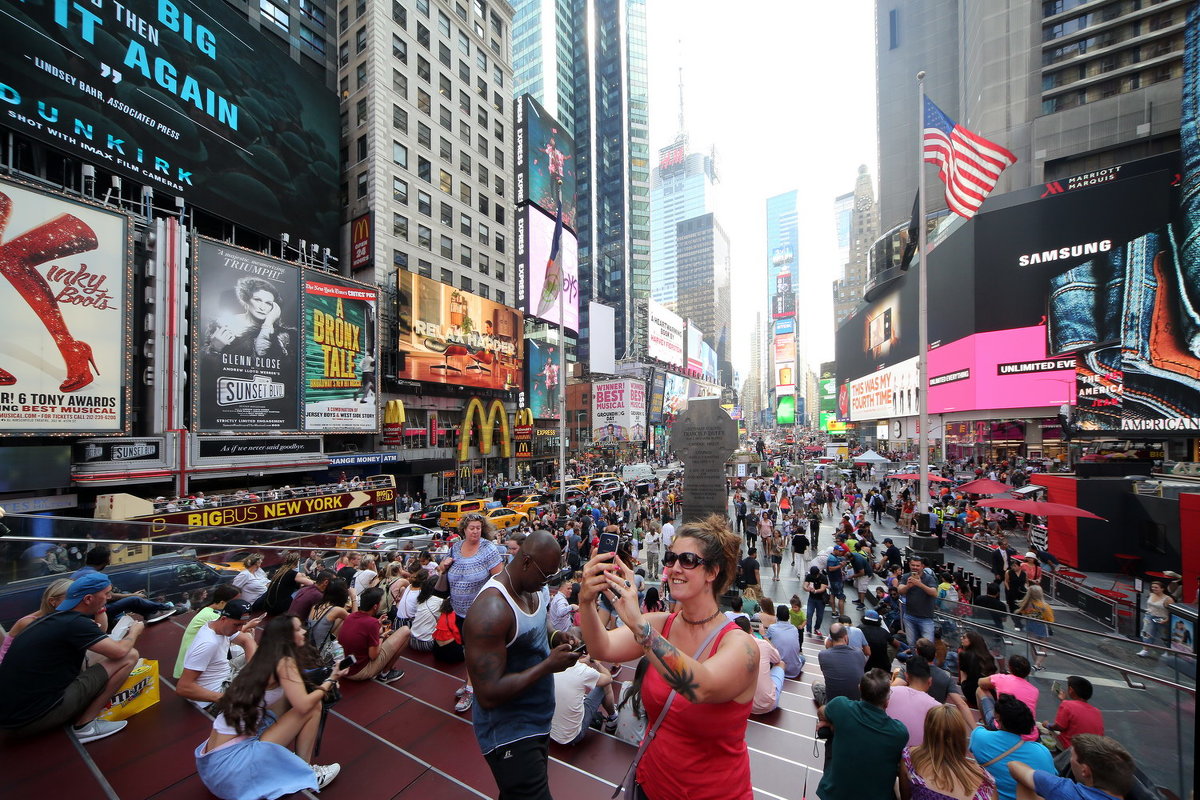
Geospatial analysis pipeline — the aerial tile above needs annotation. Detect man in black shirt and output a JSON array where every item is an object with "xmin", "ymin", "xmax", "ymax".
[
  {"xmin": 858, "ymin": 610, "xmax": 896, "ymax": 673},
  {"xmin": 879, "ymin": 538, "xmax": 903, "ymax": 570},
  {"xmin": 739, "ymin": 548, "xmax": 761, "ymax": 591},
  {"xmin": 0, "ymin": 572, "xmax": 145, "ymax": 744},
  {"xmin": 973, "ymin": 582, "xmax": 1008, "ymax": 642}
]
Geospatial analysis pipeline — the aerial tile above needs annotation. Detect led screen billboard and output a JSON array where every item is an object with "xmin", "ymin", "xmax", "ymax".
[
  {"xmin": 396, "ymin": 273, "xmax": 524, "ymax": 393},
  {"xmin": 515, "ymin": 94, "xmax": 577, "ymax": 232},
  {"xmin": 849, "ymin": 356, "xmax": 919, "ymax": 421},
  {"xmin": 701, "ymin": 341, "xmax": 718, "ymax": 383},
  {"xmin": 193, "ymin": 239, "xmax": 301, "ymax": 432},
  {"xmin": 647, "ymin": 370, "xmax": 666, "ymax": 424},
  {"xmin": 685, "ymin": 320, "xmax": 703, "ymax": 375},
  {"xmin": 767, "ymin": 191, "xmax": 798, "ymax": 320},
  {"xmin": 591, "ymin": 378, "xmax": 646, "ymax": 443},
  {"xmin": 773, "ymin": 333, "xmax": 796, "ymax": 394},
  {"xmin": 0, "ymin": 178, "xmax": 131, "ymax": 434},
  {"xmin": 0, "ymin": 0, "xmax": 340, "ymax": 245},
  {"xmin": 776, "ymin": 395, "xmax": 795, "ymax": 425},
  {"xmin": 770, "ymin": 245, "xmax": 797, "ymax": 319},
  {"xmin": 647, "ymin": 300, "xmax": 684, "ymax": 366},
  {"xmin": 302, "ymin": 277, "xmax": 378, "ymax": 432},
  {"xmin": 663, "ymin": 372, "xmax": 688, "ymax": 417},
  {"xmin": 525, "ymin": 337, "xmax": 561, "ymax": 420},
  {"xmin": 516, "ymin": 204, "xmax": 579, "ymax": 332}
]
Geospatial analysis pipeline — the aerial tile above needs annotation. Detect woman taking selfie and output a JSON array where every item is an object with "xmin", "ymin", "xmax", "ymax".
[
  {"xmin": 195, "ymin": 615, "xmax": 347, "ymax": 799},
  {"xmin": 580, "ymin": 515, "xmax": 757, "ymax": 800}
]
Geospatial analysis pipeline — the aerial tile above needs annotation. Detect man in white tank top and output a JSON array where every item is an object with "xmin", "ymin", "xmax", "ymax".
[{"xmin": 463, "ymin": 531, "xmax": 582, "ymax": 800}]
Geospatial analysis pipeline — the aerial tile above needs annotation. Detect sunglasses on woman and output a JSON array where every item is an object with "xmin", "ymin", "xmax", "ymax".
[{"xmin": 662, "ymin": 551, "xmax": 709, "ymax": 569}]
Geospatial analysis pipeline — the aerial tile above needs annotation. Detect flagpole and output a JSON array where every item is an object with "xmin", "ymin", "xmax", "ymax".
[
  {"xmin": 557, "ymin": 181, "xmax": 567, "ymax": 508},
  {"xmin": 916, "ymin": 70, "xmax": 932, "ymax": 541}
]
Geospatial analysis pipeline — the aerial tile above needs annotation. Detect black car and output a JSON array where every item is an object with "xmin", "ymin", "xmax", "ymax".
[
  {"xmin": 493, "ymin": 485, "xmax": 535, "ymax": 505},
  {"xmin": 409, "ymin": 502, "xmax": 446, "ymax": 528},
  {"xmin": 0, "ymin": 556, "xmax": 232, "ymax": 627}
]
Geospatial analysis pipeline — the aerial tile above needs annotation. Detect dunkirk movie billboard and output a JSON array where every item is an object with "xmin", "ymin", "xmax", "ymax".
[
  {"xmin": 0, "ymin": 0, "xmax": 340, "ymax": 245},
  {"xmin": 0, "ymin": 177, "xmax": 131, "ymax": 435}
]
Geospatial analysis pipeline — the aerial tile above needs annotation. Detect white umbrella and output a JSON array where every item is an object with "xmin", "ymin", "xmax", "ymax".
[{"xmin": 853, "ymin": 449, "xmax": 889, "ymax": 464}]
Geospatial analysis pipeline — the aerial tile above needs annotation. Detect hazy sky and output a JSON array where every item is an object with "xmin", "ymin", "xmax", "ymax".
[{"xmin": 645, "ymin": 1, "xmax": 879, "ymax": 381}]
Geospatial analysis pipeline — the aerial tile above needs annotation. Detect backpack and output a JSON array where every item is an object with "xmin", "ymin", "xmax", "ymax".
[
  {"xmin": 378, "ymin": 578, "xmax": 399, "ymax": 621},
  {"xmin": 306, "ymin": 605, "xmax": 343, "ymax": 666}
]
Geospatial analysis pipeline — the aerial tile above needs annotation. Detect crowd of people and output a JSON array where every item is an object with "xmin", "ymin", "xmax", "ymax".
[{"xmin": 0, "ymin": 460, "xmax": 1164, "ymax": 800}]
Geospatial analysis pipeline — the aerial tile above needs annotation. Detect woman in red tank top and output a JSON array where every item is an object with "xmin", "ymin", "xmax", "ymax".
[{"xmin": 579, "ymin": 515, "xmax": 757, "ymax": 800}]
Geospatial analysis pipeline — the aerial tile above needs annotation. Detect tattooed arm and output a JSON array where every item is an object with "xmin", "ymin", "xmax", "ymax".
[{"xmin": 632, "ymin": 621, "xmax": 759, "ymax": 705}]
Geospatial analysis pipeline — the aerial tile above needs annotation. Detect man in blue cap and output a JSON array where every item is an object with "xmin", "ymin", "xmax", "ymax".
[{"xmin": 0, "ymin": 572, "xmax": 146, "ymax": 744}]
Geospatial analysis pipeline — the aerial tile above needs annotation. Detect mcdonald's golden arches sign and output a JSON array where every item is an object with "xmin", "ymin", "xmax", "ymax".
[{"xmin": 457, "ymin": 398, "xmax": 512, "ymax": 462}]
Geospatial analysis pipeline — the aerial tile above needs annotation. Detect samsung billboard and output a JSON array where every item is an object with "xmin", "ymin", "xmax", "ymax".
[{"xmin": 0, "ymin": 0, "xmax": 340, "ymax": 245}]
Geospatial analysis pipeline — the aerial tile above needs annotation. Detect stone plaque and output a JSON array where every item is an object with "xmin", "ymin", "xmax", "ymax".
[{"xmin": 673, "ymin": 397, "xmax": 739, "ymax": 523}]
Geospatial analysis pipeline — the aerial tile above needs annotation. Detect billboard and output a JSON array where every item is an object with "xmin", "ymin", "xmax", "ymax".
[
  {"xmin": 0, "ymin": 0, "xmax": 339, "ymax": 246},
  {"xmin": 0, "ymin": 178, "xmax": 131, "ymax": 434},
  {"xmin": 647, "ymin": 370, "xmax": 667, "ymax": 424},
  {"xmin": 771, "ymin": 246, "xmax": 797, "ymax": 319},
  {"xmin": 773, "ymin": 333, "xmax": 796, "ymax": 394},
  {"xmin": 302, "ymin": 277, "xmax": 378, "ymax": 432},
  {"xmin": 516, "ymin": 204, "xmax": 579, "ymax": 332},
  {"xmin": 767, "ymin": 192, "xmax": 799, "ymax": 320},
  {"xmin": 701, "ymin": 341, "xmax": 719, "ymax": 383},
  {"xmin": 396, "ymin": 272, "xmax": 523, "ymax": 392},
  {"xmin": 193, "ymin": 239, "xmax": 300, "ymax": 431},
  {"xmin": 848, "ymin": 356, "xmax": 919, "ymax": 421},
  {"xmin": 591, "ymin": 378, "xmax": 646, "ymax": 443},
  {"xmin": 685, "ymin": 320, "xmax": 704, "ymax": 375},
  {"xmin": 647, "ymin": 300, "xmax": 685, "ymax": 366},
  {"xmin": 350, "ymin": 213, "xmax": 373, "ymax": 272},
  {"xmin": 776, "ymin": 395, "xmax": 796, "ymax": 425},
  {"xmin": 525, "ymin": 337, "xmax": 561, "ymax": 420},
  {"xmin": 515, "ymin": 94, "xmax": 577, "ymax": 232},
  {"xmin": 663, "ymin": 372, "xmax": 689, "ymax": 417}
]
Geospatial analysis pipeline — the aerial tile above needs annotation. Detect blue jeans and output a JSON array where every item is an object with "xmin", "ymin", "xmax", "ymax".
[
  {"xmin": 978, "ymin": 691, "xmax": 999, "ymax": 730},
  {"xmin": 903, "ymin": 613, "xmax": 935, "ymax": 647},
  {"xmin": 806, "ymin": 596, "xmax": 825, "ymax": 633},
  {"xmin": 768, "ymin": 664, "xmax": 785, "ymax": 712},
  {"xmin": 108, "ymin": 595, "xmax": 173, "ymax": 619}
]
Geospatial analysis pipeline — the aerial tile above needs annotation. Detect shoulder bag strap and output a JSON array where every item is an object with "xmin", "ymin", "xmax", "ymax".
[
  {"xmin": 980, "ymin": 738, "xmax": 1027, "ymax": 768},
  {"xmin": 612, "ymin": 621, "xmax": 731, "ymax": 798}
]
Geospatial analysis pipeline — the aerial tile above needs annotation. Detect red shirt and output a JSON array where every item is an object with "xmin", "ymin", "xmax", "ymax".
[
  {"xmin": 1053, "ymin": 700, "xmax": 1104, "ymax": 749},
  {"xmin": 337, "ymin": 611, "xmax": 380, "ymax": 676}
]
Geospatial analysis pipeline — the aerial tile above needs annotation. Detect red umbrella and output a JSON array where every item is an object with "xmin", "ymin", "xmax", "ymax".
[
  {"xmin": 975, "ymin": 498, "xmax": 1106, "ymax": 521},
  {"xmin": 953, "ymin": 478, "xmax": 1015, "ymax": 495},
  {"xmin": 890, "ymin": 472, "xmax": 953, "ymax": 482}
]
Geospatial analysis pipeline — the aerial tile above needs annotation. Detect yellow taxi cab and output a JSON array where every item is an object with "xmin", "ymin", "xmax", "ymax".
[
  {"xmin": 485, "ymin": 507, "xmax": 524, "ymax": 530},
  {"xmin": 336, "ymin": 519, "xmax": 393, "ymax": 550},
  {"xmin": 438, "ymin": 498, "xmax": 490, "ymax": 530},
  {"xmin": 583, "ymin": 472, "xmax": 619, "ymax": 487},
  {"xmin": 506, "ymin": 494, "xmax": 546, "ymax": 517}
]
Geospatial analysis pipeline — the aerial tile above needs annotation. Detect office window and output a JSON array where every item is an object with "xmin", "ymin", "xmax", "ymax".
[
  {"xmin": 460, "ymin": 213, "xmax": 472, "ymax": 236},
  {"xmin": 456, "ymin": 2, "xmax": 467, "ymax": 20},
  {"xmin": 460, "ymin": 90, "xmax": 471, "ymax": 115},
  {"xmin": 340, "ymin": 75, "xmax": 349, "ymax": 96},
  {"xmin": 439, "ymin": 42, "xmax": 451, "ymax": 66},
  {"xmin": 417, "ymin": 122, "xmax": 431, "ymax": 147},
  {"xmin": 393, "ymin": 249, "xmax": 408, "ymax": 270},
  {"xmin": 393, "ymin": 69, "xmax": 407, "ymax": 97},
  {"xmin": 393, "ymin": 104, "xmax": 408, "ymax": 132},
  {"xmin": 440, "ymin": 201, "xmax": 453, "ymax": 226},
  {"xmin": 417, "ymin": 56, "xmax": 431, "ymax": 81},
  {"xmin": 459, "ymin": 181, "xmax": 472, "ymax": 204},
  {"xmin": 355, "ymin": 0, "xmax": 366, "ymax": 17},
  {"xmin": 392, "ymin": 1, "xmax": 406, "ymax": 28},
  {"xmin": 493, "ymin": 64, "xmax": 502, "ymax": 87},
  {"xmin": 439, "ymin": 169, "xmax": 452, "ymax": 194},
  {"xmin": 495, "ymin": 232, "xmax": 505, "ymax": 253},
  {"xmin": 355, "ymin": 26, "xmax": 367, "ymax": 53},
  {"xmin": 460, "ymin": 150, "xmax": 472, "ymax": 174},
  {"xmin": 438, "ymin": 10, "xmax": 451, "ymax": 35},
  {"xmin": 458, "ymin": 31, "xmax": 470, "ymax": 55},
  {"xmin": 492, "ymin": 90, "xmax": 504, "ymax": 113},
  {"xmin": 393, "ymin": 35, "xmax": 407, "ymax": 63},
  {"xmin": 459, "ymin": 120, "xmax": 471, "ymax": 143},
  {"xmin": 476, "ymin": 76, "xmax": 487, "ymax": 97},
  {"xmin": 439, "ymin": 105, "xmax": 452, "ymax": 129},
  {"xmin": 418, "ymin": 190, "xmax": 432, "ymax": 215},
  {"xmin": 418, "ymin": 259, "xmax": 432, "ymax": 278},
  {"xmin": 440, "ymin": 137, "xmax": 453, "ymax": 160},
  {"xmin": 339, "ymin": 5, "xmax": 348, "ymax": 32},
  {"xmin": 889, "ymin": 9, "xmax": 899, "ymax": 49},
  {"xmin": 418, "ymin": 157, "xmax": 432, "ymax": 182},
  {"xmin": 493, "ymin": 146, "xmax": 504, "ymax": 168},
  {"xmin": 495, "ymin": 289, "xmax": 504, "ymax": 305},
  {"xmin": 460, "ymin": 244, "xmax": 472, "ymax": 268},
  {"xmin": 478, "ymin": 163, "xmax": 489, "ymax": 185},
  {"xmin": 356, "ymin": 171, "xmax": 368, "ymax": 198},
  {"xmin": 441, "ymin": 267, "xmax": 453, "ymax": 284},
  {"xmin": 393, "ymin": 176, "xmax": 408, "ymax": 204},
  {"xmin": 477, "ymin": 193, "xmax": 489, "ymax": 214},
  {"xmin": 393, "ymin": 213, "xmax": 409, "ymax": 239},
  {"xmin": 356, "ymin": 98, "xmax": 368, "ymax": 125},
  {"xmin": 339, "ymin": 41, "xmax": 349, "ymax": 66},
  {"xmin": 416, "ymin": 0, "xmax": 429, "ymax": 15},
  {"xmin": 356, "ymin": 62, "xmax": 367, "ymax": 88},
  {"xmin": 494, "ymin": 204, "xmax": 504, "ymax": 225},
  {"xmin": 477, "ymin": 106, "xmax": 487, "ymax": 126},
  {"xmin": 417, "ymin": 22, "xmax": 430, "ymax": 48},
  {"xmin": 479, "ymin": 253, "xmax": 489, "ymax": 274},
  {"xmin": 355, "ymin": 134, "xmax": 367, "ymax": 162},
  {"xmin": 477, "ymin": 133, "xmax": 487, "ymax": 156},
  {"xmin": 441, "ymin": 235, "xmax": 453, "ymax": 258},
  {"xmin": 392, "ymin": 141, "xmax": 408, "ymax": 167},
  {"xmin": 493, "ymin": 120, "xmax": 504, "ymax": 141},
  {"xmin": 418, "ymin": 225, "xmax": 432, "ymax": 249},
  {"xmin": 460, "ymin": 275, "xmax": 473, "ymax": 292},
  {"xmin": 478, "ymin": 222, "xmax": 489, "ymax": 246},
  {"xmin": 476, "ymin": 50, "xmax": 486, "ymax": 71},
  {"xmin": 478, "ymin": 284, "xmax": 489, "ymax": 300},
  {"xmin": 496, "ymin": 262, "xmax": 505, "ymax": 281},
  {"xmin": 459, "ymin": 60, "xmax": 471, "ymax": 82},
  {"xmin": 260, "ymin": 0, "xmax": 289, "ymax": 31},
  {"xmin": 439, "ymin": 73, "xmax": 451, "ymax": 97},
  {"xmin": 494, "ymin": 175, "xmax": 504, "ymax": 196},
  {"xmin": 417, "ymin": 89, "xmax": 431, "ymax": 114},
  {"xmin": 298, "ymin": 25, "xmax": 325, "ymax": 56}
]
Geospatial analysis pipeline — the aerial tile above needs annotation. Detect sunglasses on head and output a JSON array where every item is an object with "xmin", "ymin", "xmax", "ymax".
[{"xmin": 662, "ymin": 551, "xmax": 709, "ymax": 569}]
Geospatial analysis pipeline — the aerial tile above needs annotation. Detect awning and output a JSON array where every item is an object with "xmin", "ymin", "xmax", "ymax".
[{"xmin": 1012, "ymin": 484, "xmax": 1044, "ymax": 496}]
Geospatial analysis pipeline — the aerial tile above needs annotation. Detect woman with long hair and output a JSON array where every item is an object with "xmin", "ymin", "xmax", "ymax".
[
  {"xmin": 642, "ymin": 585, "xmax": 663, "ymax": 614},
  {"xmin": 441, "ymin": 512, "xmax": 503, "ymax": 712},
  {"xmin": 0, "ymin": 578, "xmax": 72, "ymax": 662},
  {"xmin": 195, "ymin": 615, "xmax": 347, "ymax": 799},
  {"xmin": 1015, "ymin": 585, "xmax": 1055, "ymax": 670},
  {"xmin": 580, "ymin": 515, "xmax": 757, "ymax": 800},
  {"xmin": 306, "ymin": 579, "xmax": 351, "ymax": 661},
  {"xmin": 957, "ymin": 630, "xmax": 997, "ymax": 709},
  {"xmin": 803, "ymin": 566, "xmax": 828, "ymax": 637},
  {"xmin": 612, "ymin": 657, "xmax": 651, "ymax": 746},
  {"xmin": 262, "ymin": 551, "xmax": 314, "ymax": 616},
  {"xmin": 899, "ymin": 704, "xmax": 996, "ymax": 800},
  {"xmin": 1136, "ymin": 580, "xmax": 1174, "ymax": 657},
  {"xmin": 407, "ymin": 575, "xmax": 444, "ymax": 653}
]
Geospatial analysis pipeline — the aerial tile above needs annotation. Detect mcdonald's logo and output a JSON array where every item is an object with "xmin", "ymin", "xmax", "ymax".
[
  {"xmin": 457, "ymin": 397, "xmax": 512, "ymax": 462},
  {"xmin": 383, "ymin": 399, "xmax": 406, "ymax": 425},
  {"xmin": 515, "ymin": 408, "xmax": 534, "ymax": 426},
  {"xmin": 350, "ymin": 212, "xmax": 373, "ymax": 269}
]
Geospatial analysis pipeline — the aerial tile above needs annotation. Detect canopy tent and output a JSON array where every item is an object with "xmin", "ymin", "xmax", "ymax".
[
  {"xmin": 852, "ymin": 450, "xmax": 889, "ymax": 463},
  {"xmin": 953, "ymin": 478, "xmax": 1015, "ymax": 496},
  {"xmin": 890, "ymin": 472, "xmax": 953, "ymax": 482}
]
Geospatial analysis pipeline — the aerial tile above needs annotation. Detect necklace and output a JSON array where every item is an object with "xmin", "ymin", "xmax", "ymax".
[{"xmin": 680, "ymin": 607, "xmax": 722, "ymax": 625}]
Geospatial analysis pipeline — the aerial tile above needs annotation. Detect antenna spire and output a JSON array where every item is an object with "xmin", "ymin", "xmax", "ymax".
[{"xmin": 677, "ymin": 40, "xmax": 686, "ymax": 136}]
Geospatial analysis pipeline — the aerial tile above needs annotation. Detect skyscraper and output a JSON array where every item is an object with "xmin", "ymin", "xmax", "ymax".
[
  {"xmin": 876, "ymin": 0, "xmax": 1187, "ymax": 230},
  {"xmin": 765, "ymin": 191, "xmax": 803, "ymax": 422},
  {"xmin": 649, "ymin": 138, "xmax": 719, "ymax": 311},
  {"xmin": 572, "ymin": 0, "xmax": 650, "ymax": 361},
  {"xmin": 833, "ymin": 190, "xmax": 854, "ymax": 268},
  {"xmin": 674, "ymin": 213, "xmax": 731, "ymax": 357},
  {"xmin": 511, "ymin": 0, "xmax": 576, "ymax": 130},
  {"xmin": 832, "ymin": 165, "xmax": 880, "ymax": 326}
]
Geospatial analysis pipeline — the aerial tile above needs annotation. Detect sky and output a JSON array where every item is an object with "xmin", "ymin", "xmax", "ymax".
[{"xmin": 644, "ymin": 0, "xmax": 879, "ymax": 382}]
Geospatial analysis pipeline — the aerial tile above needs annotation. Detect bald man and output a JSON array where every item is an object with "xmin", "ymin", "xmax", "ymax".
[{"xmin": 464, "ymin": 531, "xmax": 582, "ymax": 800}]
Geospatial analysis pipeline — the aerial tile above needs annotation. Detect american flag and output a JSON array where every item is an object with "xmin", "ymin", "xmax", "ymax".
[{"xmin": 923, "ymin": 97, "xmax": 1017, "ymax": 219}]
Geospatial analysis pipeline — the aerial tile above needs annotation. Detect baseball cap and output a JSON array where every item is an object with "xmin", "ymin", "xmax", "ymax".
[
  {"xmin": 218, "ymin": 599, "xmax": 254, "ymax": 620},
  {"xmin": 59, "ymin": 572, "xmax": 112, "ymax": 612},
  {"xmin": 883, "ymin": 538, "xmax": 893, "ymax": 544},
  {"xmin": 863, "ymin": 609, "xmax": 881, "ymax": 622}
]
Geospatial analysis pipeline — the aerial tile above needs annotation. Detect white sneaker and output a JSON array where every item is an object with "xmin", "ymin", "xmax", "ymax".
[
  {"xmin": 313, "ymin": 763, "xmax": 341, "ymax": 790},
  {"xmin": 1135, "ymin": 649, "xmax": 1151, "ymax": 657},
  {"xmin": 146, "ymin": 607, "xmax": 177, "ymax": 624},
  {"xmin": 73, "ymin": 718, "xmax": 127, "ymax": 744}
]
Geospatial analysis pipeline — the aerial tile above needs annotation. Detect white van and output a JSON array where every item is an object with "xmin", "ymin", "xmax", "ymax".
[{"xmin": 621, "ymin": 463, "xmax": 654, "ymax": 481}]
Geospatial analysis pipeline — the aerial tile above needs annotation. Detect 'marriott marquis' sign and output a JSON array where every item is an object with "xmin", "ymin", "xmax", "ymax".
[{"xmin": 0, "ymin": 0, "xmax": 339, "ymax": 245}]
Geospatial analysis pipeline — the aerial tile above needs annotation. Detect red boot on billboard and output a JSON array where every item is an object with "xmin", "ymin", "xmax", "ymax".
[{"xmin": 0, "ymin": 191, "xmax": 100, "ymax": 392}]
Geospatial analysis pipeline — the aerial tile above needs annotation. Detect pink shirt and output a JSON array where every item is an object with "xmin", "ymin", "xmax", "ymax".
[
  {"xmin": 751, "ymin": 637, "xmax": 782, "ymax": 714},
  {"xmin": 886, "ymin": 686, "xmax": 941, "ymax": 746},
  {"xmin": 991, "ymin": 673, "xmax": 1040, "ymax": 740}
]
